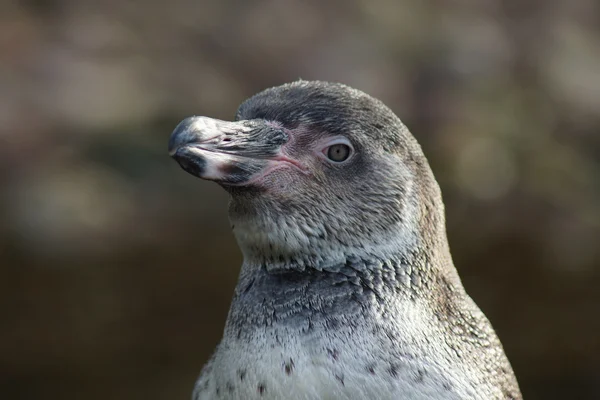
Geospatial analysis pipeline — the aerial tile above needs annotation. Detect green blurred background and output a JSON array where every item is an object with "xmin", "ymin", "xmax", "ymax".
[{"xmin": 1, "ymin": 0, "xmax": 599, "ymax": 399}]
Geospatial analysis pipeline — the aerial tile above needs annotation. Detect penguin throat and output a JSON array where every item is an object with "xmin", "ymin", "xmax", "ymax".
[{"xmin": 232, "ymin": 221, "xmax": 421, "ymax": 274}]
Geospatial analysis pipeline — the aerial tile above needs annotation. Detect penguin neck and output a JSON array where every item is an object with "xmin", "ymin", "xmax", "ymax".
[
  {"xmin": 221, "ymin": 247, "xmax": 456, "ymax": 341},
  {"xmin": 231, "ymin": 217, "xmax": 426, "ymax": 275}
]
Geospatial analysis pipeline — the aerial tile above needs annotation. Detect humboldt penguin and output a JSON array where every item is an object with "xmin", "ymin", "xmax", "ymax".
[{"xmin": 168, "ymin": 81, "xmax": 522, "ymax": 399}]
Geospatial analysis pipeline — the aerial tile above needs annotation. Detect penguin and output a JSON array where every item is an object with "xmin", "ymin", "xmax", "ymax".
[{"xmin": 169, "ymin": 80, "xmax": 522, "ymax": 400}]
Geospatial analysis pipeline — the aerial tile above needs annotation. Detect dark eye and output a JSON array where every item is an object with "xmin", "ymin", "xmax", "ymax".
[{"xmin": 326, "ymin": 144, "xmax": 351, "ymax": 162}]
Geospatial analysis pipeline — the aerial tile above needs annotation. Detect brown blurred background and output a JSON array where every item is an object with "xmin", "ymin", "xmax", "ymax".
[{"xmin": 1, "ymin": 0, "xmax": 599, "ymax": 399}]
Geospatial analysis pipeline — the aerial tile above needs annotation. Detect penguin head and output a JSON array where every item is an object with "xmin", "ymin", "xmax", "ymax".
[{"xmin": 170, "ymin": 81, "xmax": 445, "ymax": 270}]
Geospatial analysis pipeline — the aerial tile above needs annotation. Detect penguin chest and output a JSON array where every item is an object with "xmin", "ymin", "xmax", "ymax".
[{"xmin": 192, "ymin": 336, "xmax": 464, "ymax": 400}]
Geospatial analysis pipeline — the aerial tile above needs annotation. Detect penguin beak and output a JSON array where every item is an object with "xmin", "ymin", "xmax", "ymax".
[{"xmin": 169, "ymin": 116, "xmax": 304, "ymax": 185}]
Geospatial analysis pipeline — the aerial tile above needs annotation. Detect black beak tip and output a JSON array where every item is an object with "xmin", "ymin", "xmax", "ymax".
[
  {"xmin": 172, "ymin": 147, "xmax": 207, "ymax": 178},
  {"xmin": 168, "ymin": 117, "xmax": 197, "ymax": 155}
]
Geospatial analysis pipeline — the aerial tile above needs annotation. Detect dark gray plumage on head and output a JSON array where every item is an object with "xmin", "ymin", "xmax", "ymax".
[{"xmin": 169, "ymin": 81, "xmax": 522, "ymax": 400}]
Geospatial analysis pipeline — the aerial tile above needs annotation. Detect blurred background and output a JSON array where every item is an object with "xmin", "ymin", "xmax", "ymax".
[{"xmin": 1, "ymin": 0, "xmax": 599, "ymax": 399}]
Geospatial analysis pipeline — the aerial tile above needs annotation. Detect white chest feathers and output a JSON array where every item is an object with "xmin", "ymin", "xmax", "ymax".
[{"xmin": 192, "ymin": 324, "xmax": 481, "ymax": 400}]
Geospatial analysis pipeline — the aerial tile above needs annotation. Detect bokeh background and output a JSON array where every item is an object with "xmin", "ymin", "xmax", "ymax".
[{"xmin": 1, "ymin": 0, "xmax": 599, "ymax": 399}]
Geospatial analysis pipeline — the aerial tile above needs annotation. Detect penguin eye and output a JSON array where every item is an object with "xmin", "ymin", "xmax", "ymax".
[{"xmin": 326, "ymin": 143, "xmax": 351, "ymax": 162}]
